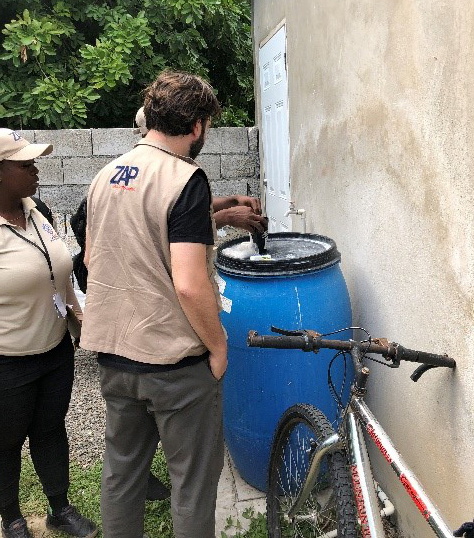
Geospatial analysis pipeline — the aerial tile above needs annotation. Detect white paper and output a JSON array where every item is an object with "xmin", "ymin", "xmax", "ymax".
[{"xmin": 53, "ymin": 292, "xmax": 67, "ymax": 318}]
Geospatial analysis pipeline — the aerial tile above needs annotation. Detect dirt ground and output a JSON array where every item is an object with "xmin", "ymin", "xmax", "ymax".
[{"xmin": 23, "ymin": 516, "xmax": 55, "ymax": 537}]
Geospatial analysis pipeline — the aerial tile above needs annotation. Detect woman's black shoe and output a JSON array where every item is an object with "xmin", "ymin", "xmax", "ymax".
[
  {"xmin": 1, "ymin": 517, "xmax": 32, "ymax": 538},
  {"xmin": 46, "ymin": 505, "xmax": 98, "ymax": 538}
]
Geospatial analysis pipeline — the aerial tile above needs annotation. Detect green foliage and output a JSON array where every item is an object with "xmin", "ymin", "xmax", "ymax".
[
  {"xmin": 221, "ymin": 507, "xmax": 268, "ymax": 538},
  {"xmin": 0, "ymin": 0, "xmax": 254, "ymax": 128},
  {"xmin": 1, "ymin": 10, "xmax": 75, "ymax": 67}
]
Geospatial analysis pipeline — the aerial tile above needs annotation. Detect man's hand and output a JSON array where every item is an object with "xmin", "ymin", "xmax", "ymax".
[
  {"xmin": 214, "ymin": 205, "xmax": 268, "ymax": 232},
  {"xmin": 209, "ymin": 351, "xmax": 228, "ymax": 380},
  {"xmin": 233, "ymin": 195, "xmax": 262, "ymax": 215}
]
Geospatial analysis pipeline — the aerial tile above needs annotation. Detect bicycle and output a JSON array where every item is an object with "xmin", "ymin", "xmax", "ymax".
[{"xmin": 247, "ymin": 326, "xmax": 462, "ymax": 538}]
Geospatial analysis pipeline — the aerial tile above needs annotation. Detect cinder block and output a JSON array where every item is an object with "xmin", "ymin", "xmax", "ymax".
[
  {"xmin": 196, "ymin": 154, "xmax": 220, "ymax": 180},
  {"xmin": 56, "ymin": 212, "xmax": 81, "ymax": 256},
  {"xmin": 63, "ymin": 213, "xmax": 78, "ymax": 237},
  {"xmin": 51, "ymin": 212, "xmax": 66, "ymax": 238},
  {"xmin": 35, "ymin": 129, "xmax": 92, "ymax": 157},
  {"xmin": 63, "ymin": 157, "xmax": 112, "ymax": 184},
  {"xmin": 92, "ymin": 128, "xmax": 141, "ymax": 156},
  {"xmin": 38, "ymin": 185, "xmax": 89, "ymax": 214},
  {"xmin": 220, "ymin": 128, "xmax": 248, "ymax": 154},
  {"xmin": 60, "ymin": 236, "xmax": 80, "ymax": 258},
  {"xmin": 30, "ymin": 126, "xmax": 259, "ymax": 245},
  {"xmin": 221, "ymin": 154, "xmax": 255, "ymax": 178},
  {"xmin": 201, "ymin": 128, "xmax": 221, "ymax": 154},
  {"xmin": 247, "ymin": 178, "xmax": 262, "ymax": 198},
  {"xmin": 37, "ymin": 157, "xmax": 63, "ymax": 185},
  {"xmin": 248, "ymin": 127, "xmax": 259, "ymax": 153},
  {"xmin": 210, "ymin": 179, "xmax": 248, "ymax": 197},
  {"xmin": 50, "ymin": 213, "xmax": 80, "ymax": 255},
  {"xmin": 15, "ymin": 129, "xmax": 35, "ymax": 142}
]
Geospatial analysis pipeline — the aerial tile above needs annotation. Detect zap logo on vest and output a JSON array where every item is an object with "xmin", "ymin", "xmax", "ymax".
[{"xmin": 110, "ymin": 165, "xmax": 139, "ymax": 191}]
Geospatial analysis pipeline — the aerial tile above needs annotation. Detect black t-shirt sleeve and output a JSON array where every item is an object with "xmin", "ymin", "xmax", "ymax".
[{"xmin": 168, "ymin": 170, "xmax": 214, "ymax": 245}]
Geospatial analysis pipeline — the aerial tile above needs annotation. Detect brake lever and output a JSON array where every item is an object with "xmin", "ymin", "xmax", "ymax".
[
  {"xmin": 270, "ymin": 326, "xmax": 306, "ymax": 336},
  {"xmin": 270, "ymin": 326, "xmax": 321, "ymax": 341},
  {"xmin": 410, "ymin": 364, "xmax": 437, "ymax": 382}
]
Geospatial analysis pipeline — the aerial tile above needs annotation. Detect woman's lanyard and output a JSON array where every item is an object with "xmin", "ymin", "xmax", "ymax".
[{"xmin": 5, "ymin": 216, "xmax": 67, "ymax": 318}]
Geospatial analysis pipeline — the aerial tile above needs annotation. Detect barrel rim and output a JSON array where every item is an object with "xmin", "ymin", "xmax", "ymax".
[{"xmin": 215, "ymin": 232, "xmax": 341, "ymax": 276}]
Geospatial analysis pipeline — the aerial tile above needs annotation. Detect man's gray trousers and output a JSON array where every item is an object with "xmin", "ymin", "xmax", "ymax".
[{"xmin": 99, "ymin": 359, "xmax": 224, "ymax": 538}]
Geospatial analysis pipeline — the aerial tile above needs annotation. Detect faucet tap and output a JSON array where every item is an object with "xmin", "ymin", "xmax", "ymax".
[
  {"xmin": 284, "ymin": 201, "xmax": 296, "ymax": 218},
  {"xmin": 284, "ymin": 201, "xmax": 307, "ymax": 233}
]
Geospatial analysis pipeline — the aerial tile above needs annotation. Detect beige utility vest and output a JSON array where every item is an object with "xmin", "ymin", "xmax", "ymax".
[{"xmin": 81, "ymin": 139, "xmax": 220, "ymax": 364}]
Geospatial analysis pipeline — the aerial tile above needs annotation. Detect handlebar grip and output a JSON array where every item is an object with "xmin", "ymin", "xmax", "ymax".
[
  {"xmin": 247, "ymin": 331, "xmax": 313, "ymax": 351},
  {"xmin": 396, "ymin": 345, "xmax": 456, "ymax": 369}
]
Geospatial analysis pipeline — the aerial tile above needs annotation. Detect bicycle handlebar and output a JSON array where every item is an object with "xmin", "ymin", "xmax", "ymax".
[
  {"xmin": 247, "ymin": 330, "xmax": 456, "ymax": 371},
  {"xmin": 394, "ymin": 345, "xmax": 456, "ymax": 368}
]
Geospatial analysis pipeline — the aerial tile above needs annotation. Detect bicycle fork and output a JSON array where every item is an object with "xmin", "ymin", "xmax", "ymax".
[{"xmin": 286, "ymin": 420, "xmax": 391, "ymax": 538}]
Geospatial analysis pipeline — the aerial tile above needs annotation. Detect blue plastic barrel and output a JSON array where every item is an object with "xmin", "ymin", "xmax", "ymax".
[{"xmin": 215, "ymin": 233, "xmax": 353, "ymax": 491}]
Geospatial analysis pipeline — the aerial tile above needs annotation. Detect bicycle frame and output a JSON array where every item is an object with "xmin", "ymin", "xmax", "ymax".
[
  {"xmin": 346, "ymin": 397, "xmax": 453, "ymax": 537},
  {"xmin": 286, "ymin": 348, "xmax": 453, "ymax": 538}
]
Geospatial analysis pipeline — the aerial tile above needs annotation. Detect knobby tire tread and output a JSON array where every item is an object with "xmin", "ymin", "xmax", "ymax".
[{"xmin": 267, "ymin": 403, "xmax": 358, "ymax": 538}]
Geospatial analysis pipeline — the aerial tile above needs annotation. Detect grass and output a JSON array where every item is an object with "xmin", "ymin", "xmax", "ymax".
[
  {"xmin": 19, "ymin": 448, "xmax": 268, "ymax": 538},
  {"xmin": 19, "ymin": 456, "xmax": 102, "ymax": 537},
  {"xmin": 19, "ymin": 448, "xmax": 173, "ymax": 538}
]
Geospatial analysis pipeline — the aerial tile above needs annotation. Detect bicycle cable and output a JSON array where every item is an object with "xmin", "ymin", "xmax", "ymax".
[
  {"xmin": 320, "ymin": 326, "xmax": 394, "ymax": 420},
  {"xmin": 319, "ymin": 327, "xmax": 363, "ymax": 420},
  {"xmin": 362, "ymin": 355, "xmax": 395, "ymax": 367},
  {"xmin": 318, "ymin": 325, "xmax": 370, "ymax": 338},
  {"xmin": 327, "ymin": 350, "xmax": 348, "ymax": 417},
  {"xmin": 321, "ymin": 326, "xmax": 395, "ymax": 368}
]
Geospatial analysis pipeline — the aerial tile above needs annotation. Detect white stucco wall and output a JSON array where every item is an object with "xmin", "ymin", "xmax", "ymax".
[{"xmin": 253, "ymin": 1, "xmax": 473, "ymax": 535}]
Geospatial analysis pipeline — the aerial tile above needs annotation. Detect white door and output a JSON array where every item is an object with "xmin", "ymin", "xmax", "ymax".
[{"xmin": 259, "ymin": 25, "xmax": 291, "ymax": 232}]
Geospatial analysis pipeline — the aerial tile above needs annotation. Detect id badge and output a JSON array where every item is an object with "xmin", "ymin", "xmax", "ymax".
[{"xmin": 53, "ymin": 292, "xmax": 67, "ymax": 318}]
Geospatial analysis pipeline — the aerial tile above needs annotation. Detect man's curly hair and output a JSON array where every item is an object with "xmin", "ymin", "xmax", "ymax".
[{"xmin": 143, "ymin": 70, "xmax": 221, "ymax": 136}]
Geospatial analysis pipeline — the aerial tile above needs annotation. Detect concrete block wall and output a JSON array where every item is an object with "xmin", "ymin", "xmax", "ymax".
[{"xmin": 18, "ymin": 127, "xmax": 259, "ymax": 252}]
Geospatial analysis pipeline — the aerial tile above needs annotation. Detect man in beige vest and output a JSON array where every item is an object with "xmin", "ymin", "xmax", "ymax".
[
  {"xmin": 82, "ymin": 71, "xmax": 226, "ymax": 538},
  {"xmin": 132, "ymin": 107, "xmax": 267, "ymax": 503}
]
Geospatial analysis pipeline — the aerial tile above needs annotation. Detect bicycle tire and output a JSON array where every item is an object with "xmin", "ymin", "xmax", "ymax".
[{"xmin": 267, "ymin": 404, "xmax": 358, "ymax": 537}]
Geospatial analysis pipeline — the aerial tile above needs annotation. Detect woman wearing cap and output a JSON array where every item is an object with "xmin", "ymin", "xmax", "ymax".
[{"xmin": 0, "ymin": 129, "xmax": 97, "ymax": 538}]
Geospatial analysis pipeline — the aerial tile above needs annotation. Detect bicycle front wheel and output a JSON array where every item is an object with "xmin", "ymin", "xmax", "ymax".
[{"xmin": 267, "ymin": 404, "xmax": 358, "ymax": 538}]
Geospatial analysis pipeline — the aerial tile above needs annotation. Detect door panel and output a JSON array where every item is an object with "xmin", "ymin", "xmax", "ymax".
[{"xmin": 259, "ymin": 26, "xmax": 291, "ymax": 232}]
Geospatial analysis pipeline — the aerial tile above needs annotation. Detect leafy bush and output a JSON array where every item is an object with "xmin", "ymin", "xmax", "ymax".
[{"xmin": 0, "ymin": 0, "xmax": 254, "ymax": 128}]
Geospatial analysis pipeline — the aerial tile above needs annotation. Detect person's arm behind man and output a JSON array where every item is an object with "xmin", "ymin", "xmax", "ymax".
[
  {"xmin": 212, "ymin": 195, "xmax": 267, "ymax": 232},
  {"xmin": 170, "ymin": 242, "xmax": 227, "ymax": 379},
  {"xmin": 212, "ymin": 195, "xmax": 261, "ymax": 214}
]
